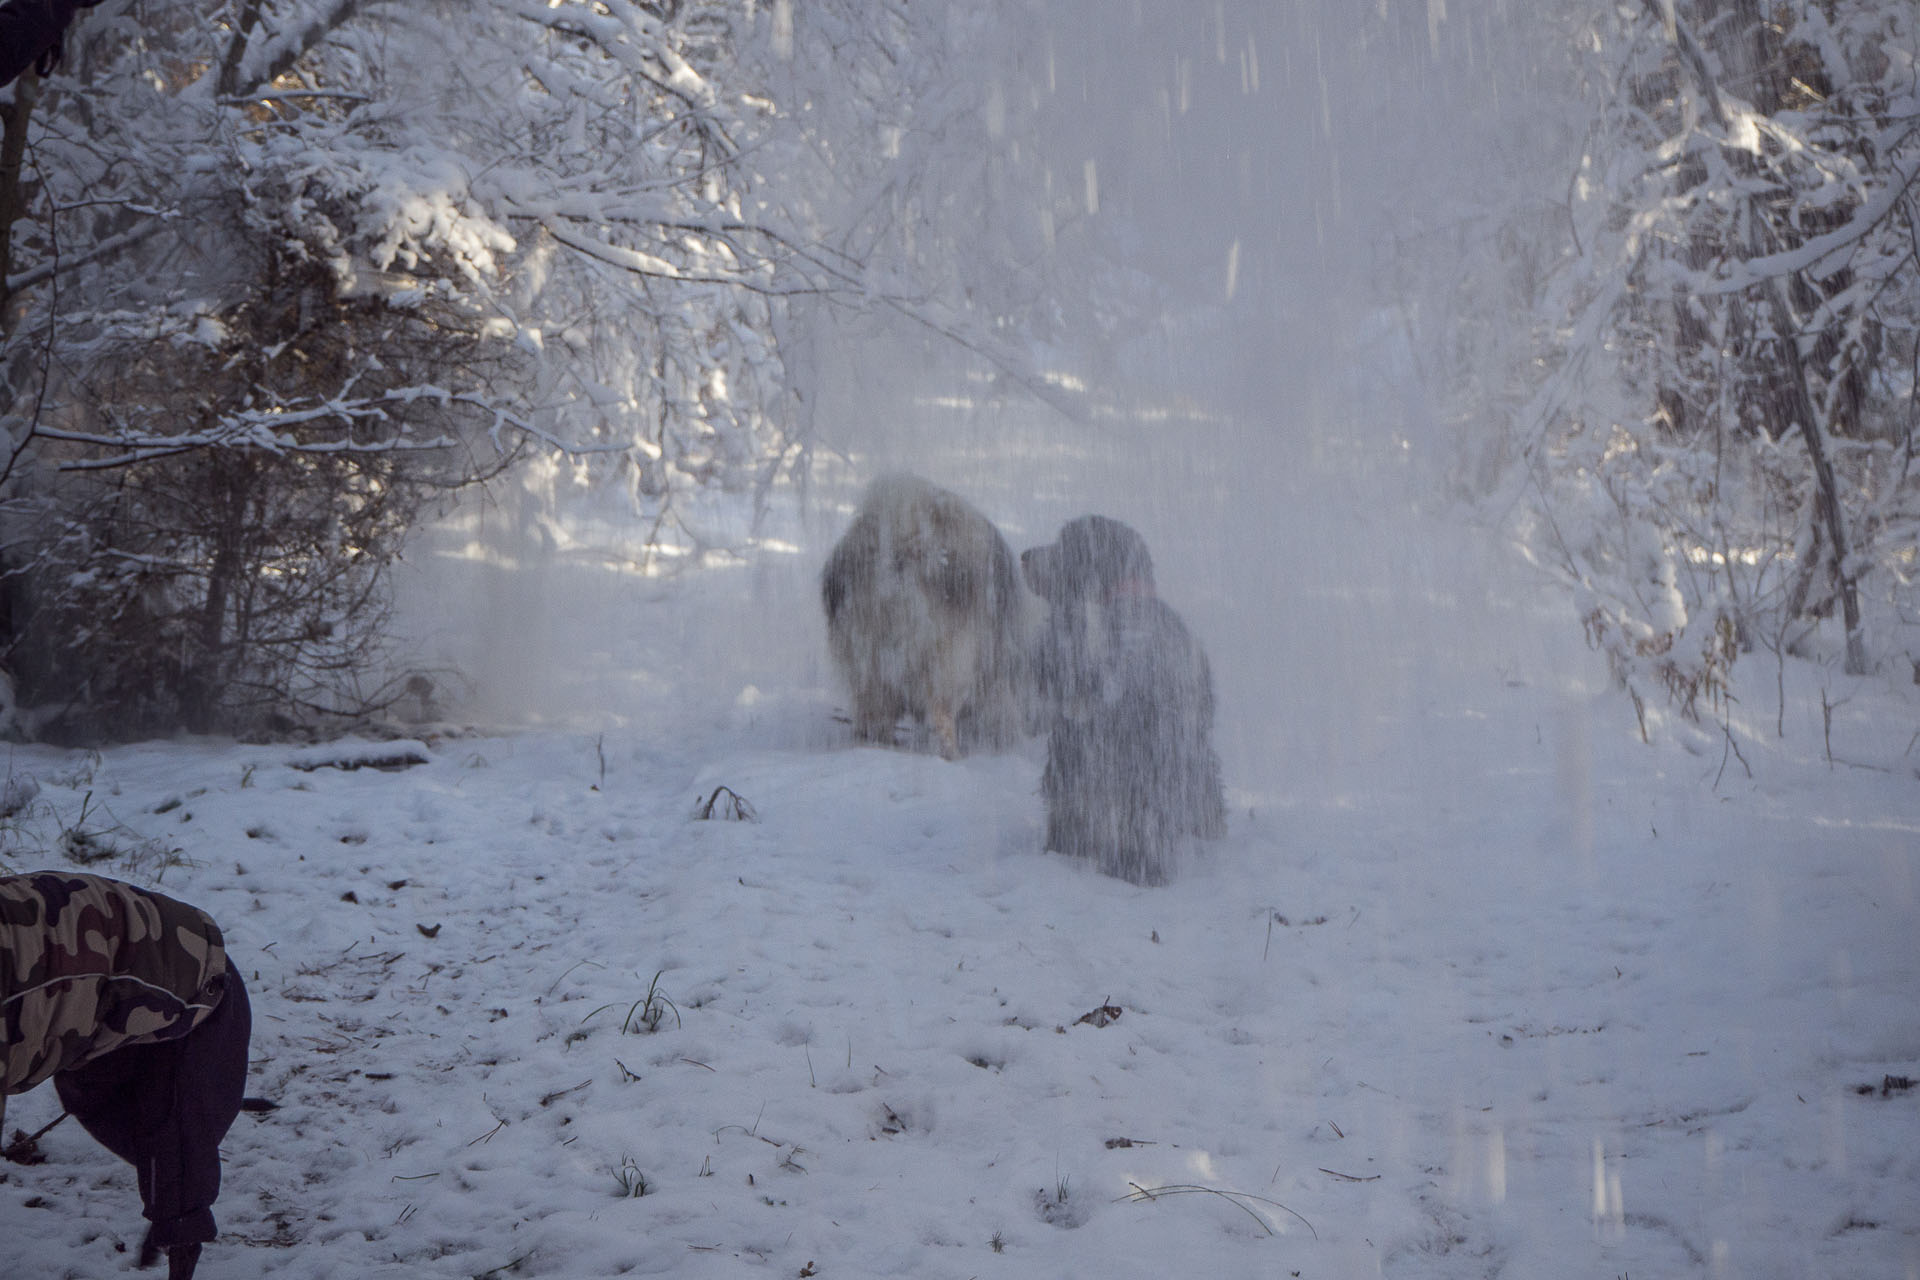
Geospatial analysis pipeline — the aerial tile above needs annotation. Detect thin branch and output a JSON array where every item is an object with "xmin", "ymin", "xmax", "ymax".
[
  {"xmin": 2, "ymin": 216, "xmax": 170, "ymax": 296},
  {"xmin": 33, "ymin": 383, "xmax": 625, "ymax": 474},
  {"xmin": 216, "ymin": 89, "xmax": 373, "ymax": 107}
]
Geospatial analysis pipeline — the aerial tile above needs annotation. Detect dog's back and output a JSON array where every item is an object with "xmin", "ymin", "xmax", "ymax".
[{"xmin": 821, "ymin": 473, "xmax": 1025, "ymax": 758}]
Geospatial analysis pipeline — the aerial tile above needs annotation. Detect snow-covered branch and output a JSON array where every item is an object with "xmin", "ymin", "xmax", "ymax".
[
  {"xmin": 1696, "ymin": 145, "xmax": 1920, "ymax": 295},
  {"xmin": 2, "ymin": 216, "xmax": 171, "ymax": 296}
]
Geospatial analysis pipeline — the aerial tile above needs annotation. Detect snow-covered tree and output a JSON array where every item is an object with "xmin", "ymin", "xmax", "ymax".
[{"xmin": 1422, "ymin": 0, "xmax": 1918, "ymax": 729}]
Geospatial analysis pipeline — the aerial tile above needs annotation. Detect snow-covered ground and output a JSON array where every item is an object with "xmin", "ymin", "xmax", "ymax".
[{"xmin": 3, "ymin": 434, "xmax": 1918, "ymax": 1280}]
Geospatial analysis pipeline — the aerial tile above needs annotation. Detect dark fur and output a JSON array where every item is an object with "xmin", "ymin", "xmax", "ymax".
[
  {"xmin": 1022, "ymin": 516, "xmax": 1225, "ymax": 884},
  {"xmin": 821, "ymin": 473, "xmax": 1027, "ymax": 759}
]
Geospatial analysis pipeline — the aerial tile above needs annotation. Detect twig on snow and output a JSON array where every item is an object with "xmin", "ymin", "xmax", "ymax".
[{"xmin": 1317, "ymin": 1167, "xmax": 1381, "ymax": 1183}]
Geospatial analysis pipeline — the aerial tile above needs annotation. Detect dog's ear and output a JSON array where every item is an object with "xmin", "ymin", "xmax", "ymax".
[
  {"xmin": 820, "ymin": 523, "xmax": 875, "ymax": 621},
  {"xmin": 822, "ymin": 556, "xmax": 849, "ymax": 620},
  {"xmin": 1020, "ymin": 543, "xmax": 1060, "ymax": 600}
]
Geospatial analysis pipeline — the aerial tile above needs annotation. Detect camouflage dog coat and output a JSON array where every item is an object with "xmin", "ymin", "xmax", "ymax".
[{"xmin": 1, "ymin": 871, "xmax": 230, "ymax": 1127}]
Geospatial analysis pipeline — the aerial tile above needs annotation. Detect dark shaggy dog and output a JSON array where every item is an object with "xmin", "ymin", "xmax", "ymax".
[
  {"xmin": 1022, "ymin": 516, "xmax": 1225, "ymax": 884},
  {"xmin": 821, "ymin": 473, "xmax": 1028, "ymax": 759}
]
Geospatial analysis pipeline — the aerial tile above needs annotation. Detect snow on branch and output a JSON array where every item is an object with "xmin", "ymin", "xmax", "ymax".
[
  {"xmin": 2, "ymin": 217, "xmax": 172, "ymax": 297},
  {"xmin": 1694, "ymin": 147, "xmax": 1920, "ymax": 295},
  {"xmin": 503, "ymin": 0, "xmax": 728, "ymax": 127},
  {"xmin": 33, "ymin": 384, "xmax": 617, "ymax": 473},
  {"xmin": 526, "ymin": 217, "xmax": 689, "ymax": 282},
  {"xmin": 224, "ymin": 0, "xmax": 390, "ymax": 101}
]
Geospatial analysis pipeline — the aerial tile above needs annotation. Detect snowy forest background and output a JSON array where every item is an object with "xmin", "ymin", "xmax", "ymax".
[
  {"xmin": 0, "ymin": 0, "xmax": 1913, "ymax": 745},
  {"xmin": 2, "ymin": 5, "xmax": 1918, "ymax": 1279}
]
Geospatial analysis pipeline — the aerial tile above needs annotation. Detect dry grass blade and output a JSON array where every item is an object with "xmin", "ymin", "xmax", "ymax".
[
  {"xmin": 694, "ymin": 785, "xmax": 757, "ymax": 821},
  {"xmin": 1115, "ymin": 1182, "xmax": 1317, "ymax": 1239}
]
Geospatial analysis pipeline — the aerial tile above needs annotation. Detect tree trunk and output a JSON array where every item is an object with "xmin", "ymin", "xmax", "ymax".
[
  {"xmin": 215, "ymin": 0, "xmax": 264, "ymax": 100},
  {"xmin": 1763, "ymin": 274, "xmax": 1868, "ymax": 675},
  {"xmin": 0, "ymin": 68, "xmax": 40, "ymax": 334},
  {"xmin": 185, "ymin": 459, "xmax": 252, "ymax": 731}
]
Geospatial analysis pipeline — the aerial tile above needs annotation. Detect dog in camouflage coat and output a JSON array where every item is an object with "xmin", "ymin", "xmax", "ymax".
[{"xmin": 2, "ymin": 871, "xmax": 251, "ymax": 1280}]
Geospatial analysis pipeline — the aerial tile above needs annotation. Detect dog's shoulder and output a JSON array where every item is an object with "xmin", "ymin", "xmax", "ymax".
[
  {"xmin": 1114, "ymin": 598, "xmax": 1215, "ymax": 727},
  {"xmin": 1112, "ymin": 595, "xmax": 1205, "ymax": 665}
]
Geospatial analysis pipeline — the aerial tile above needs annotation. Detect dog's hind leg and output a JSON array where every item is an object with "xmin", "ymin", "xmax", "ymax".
[
  {"xmin": 851, "ymin": 686, "xmax": 904, "ymax": 746},
  {"xmin": 928, "ymin": 698, "xmax": 961, "ymax": 760},
  {"xmin": 926, "ymin": 626, "xmax": 982, "ymax": 760}
]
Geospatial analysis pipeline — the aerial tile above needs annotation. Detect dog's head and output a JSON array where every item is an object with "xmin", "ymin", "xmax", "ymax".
[{"xmin": 1021, "ymin": 515, "xmax": 1156, "ymax": 607}]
